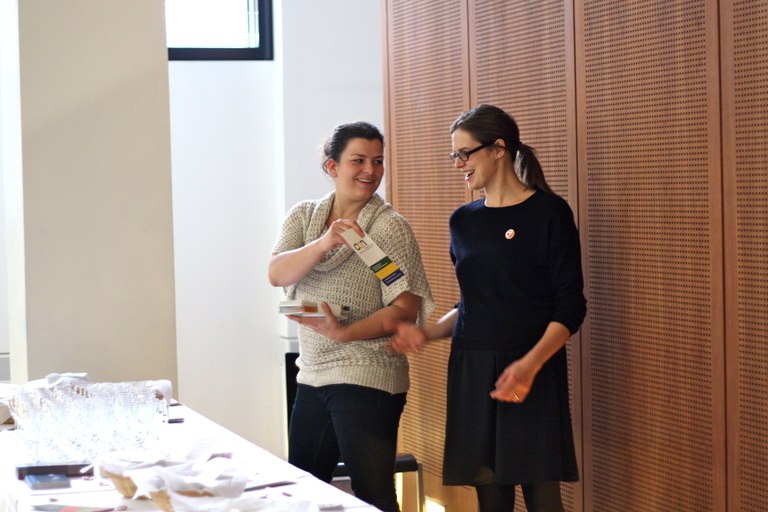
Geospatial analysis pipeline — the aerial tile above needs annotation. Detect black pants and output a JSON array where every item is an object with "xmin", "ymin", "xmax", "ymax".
[{"xmin": 289, "ymin": 383, "xmax": 406, "ymax": 512}]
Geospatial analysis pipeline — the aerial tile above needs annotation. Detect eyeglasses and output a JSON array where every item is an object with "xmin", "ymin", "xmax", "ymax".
[{"xmin": 449, "ymin": 141, "xmax": 493, "ymax": 163}]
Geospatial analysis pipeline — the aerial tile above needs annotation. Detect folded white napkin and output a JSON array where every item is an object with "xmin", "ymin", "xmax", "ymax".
[
  {"xmin": 146, "ymin": 379, "xmax": 173, "ymax": 403},
  {"xmin": 129, "ymin": 456, "xmax": 248, "ymax": 499},
  {"xmin": 98, "ymin": 437, "xmax": 217, "ymax": 477},
  {"xmin": 44, "ymin": 372, "xmax": 89, "ymax": 387},
  {"xmin": 0, "ymin": 383, "xmax": 23, "ymax": 423}
]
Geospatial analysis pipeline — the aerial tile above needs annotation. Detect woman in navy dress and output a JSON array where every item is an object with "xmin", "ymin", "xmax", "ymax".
[{"xmin": 389, "ymin": 104, "xmax": 586, "ymax": 512}]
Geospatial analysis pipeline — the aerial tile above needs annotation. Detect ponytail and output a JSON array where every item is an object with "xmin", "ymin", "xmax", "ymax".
[{"xmin": 516, "ymin": 143, "xmax": 552, "ymax": 194}]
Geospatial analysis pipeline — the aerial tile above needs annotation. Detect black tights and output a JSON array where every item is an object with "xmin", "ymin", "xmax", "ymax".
[{"xmin": 475, "ymin": 481, "xmax": 564, "ymax": 512}]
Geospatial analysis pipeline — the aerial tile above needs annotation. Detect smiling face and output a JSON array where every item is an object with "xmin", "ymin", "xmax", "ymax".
[
  {"xmin": 325, "ymin": 137, "xmax": 384, "ymax": 202},
  {"xmin": 451, "ymin": 128, "xmax": 500, "ymax": 192}
]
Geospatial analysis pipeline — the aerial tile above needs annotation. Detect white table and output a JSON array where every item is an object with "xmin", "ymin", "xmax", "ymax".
[{"xmin": 0, "ymin": 405, "xmax": 379, "ymax": 511}]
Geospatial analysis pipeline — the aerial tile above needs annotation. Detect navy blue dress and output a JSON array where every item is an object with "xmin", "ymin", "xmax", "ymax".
[{"xmin": 443, "ymin": 191, "xmax": 586, "ymax": 486}]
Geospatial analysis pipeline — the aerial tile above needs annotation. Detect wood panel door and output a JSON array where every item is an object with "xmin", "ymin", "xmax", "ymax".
[
  {"xmin": 722, "ymin": 1, "xmax": 768, "ymax": 511},
  {"xmin": 576, "ymin": 1, "xmax": 725, "ymax": 510}
]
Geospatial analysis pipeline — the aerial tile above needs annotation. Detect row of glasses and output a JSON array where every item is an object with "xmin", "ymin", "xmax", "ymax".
[{"xmin": 8, "ymin": 381, "xmax": 169, "ymax": 464}]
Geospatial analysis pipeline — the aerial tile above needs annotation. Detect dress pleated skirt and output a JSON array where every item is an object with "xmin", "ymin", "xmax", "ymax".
[{"xmin": 442, "ymin": 347, "xmax": 579, "ymax": 486}]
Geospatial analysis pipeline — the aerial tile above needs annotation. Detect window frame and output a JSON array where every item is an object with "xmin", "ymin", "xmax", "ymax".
[{"xmin": 168, "ymin": 0, "xmax": 273, "ymax": 61}]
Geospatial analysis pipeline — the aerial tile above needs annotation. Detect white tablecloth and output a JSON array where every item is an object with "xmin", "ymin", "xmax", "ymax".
[{"xmin": 0, "ymin": 406, "xmax": 379, "ymax": 512}]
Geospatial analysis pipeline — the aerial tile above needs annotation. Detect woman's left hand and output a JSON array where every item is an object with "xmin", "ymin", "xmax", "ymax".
[
  {"xmin": 490, "ymin": 358, "xmax": 537, "ymax": 403},
  {"xmin": 288, "ymin": 302, "xmax": 349, "ymax": 342}
]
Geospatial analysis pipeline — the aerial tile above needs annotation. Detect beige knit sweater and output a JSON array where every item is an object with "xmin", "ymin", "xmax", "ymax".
[{"xmin": 273, "ymin": 192, "xmax": 434, "ymax": 394}]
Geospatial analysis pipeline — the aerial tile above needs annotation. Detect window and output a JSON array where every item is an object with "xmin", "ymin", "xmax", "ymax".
[{"xmin": 165, "ymin": 0, "xmax": 273, "ymax": 61}]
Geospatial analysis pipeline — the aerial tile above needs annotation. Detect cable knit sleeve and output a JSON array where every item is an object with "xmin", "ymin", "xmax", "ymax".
[
  {"xmin": 369, "ymin": 211, "xmax": 435, "ymax": 326},
  {"xmin": 271, "ymin": 201, "xmax": 313, "ymax": 300},
  {"xmin": 272, "ymin": 201, "xmax": 311, "ymax": 255}
]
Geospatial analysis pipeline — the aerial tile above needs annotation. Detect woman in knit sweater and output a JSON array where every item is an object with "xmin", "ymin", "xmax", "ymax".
[
  {"xmin": 389, "ymin": 105, "xmax": 587, "ymax": 512},
  {"xmin": 269, "ymin": 121, "xmax": 433, "ymax": 512}
]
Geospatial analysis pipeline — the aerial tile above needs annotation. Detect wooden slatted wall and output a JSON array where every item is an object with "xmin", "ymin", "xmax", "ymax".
[
  {"xmin": 722, "ymin": 1, "xmax": 768, "ymax": 511},
  {"xmin": 385, "ymin": 1, "xmax": 767, "ymax": 511},
  {"xmin": 577, "ymin": 1, "xmax": 725, "ymax": 510}
]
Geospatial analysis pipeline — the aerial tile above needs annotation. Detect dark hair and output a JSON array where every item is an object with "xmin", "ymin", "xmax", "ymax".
[
  {"xmin": 450, "ymin": 104, "xmax": 552, "ymax": 193},
  {"xmin": 321, "ymin": 121, "xmax": 384, "ymax": 174}
]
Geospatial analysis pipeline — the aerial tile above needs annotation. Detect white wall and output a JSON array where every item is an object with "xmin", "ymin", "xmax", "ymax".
[
  {"xmin": 0, "ymin": 0, "xmax": 24, "ymax": 382},
  {"xmin": 280, "ymin": 0, "xmax": 386, "ymax": 209},
  {"xmin": 169, "ymin": 0, "xmax": 384, "ymax": 457},
  {"xmin": 168, "ymin": 60, "xmax": 286, "ymax": 455},
  {"xmin": 12, "ymin": 0, "xmax": 177, "ymax": 385}
]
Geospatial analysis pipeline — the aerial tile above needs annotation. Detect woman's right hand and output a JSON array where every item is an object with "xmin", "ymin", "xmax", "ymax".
[
  {"xmin": 387, "ymin": 322, "xmax": 428, "ymax": 353},
  {"xmin": 320, "ymin": 218, "xmax": 365, "ymax": 252}
]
